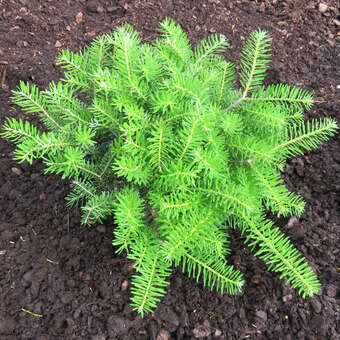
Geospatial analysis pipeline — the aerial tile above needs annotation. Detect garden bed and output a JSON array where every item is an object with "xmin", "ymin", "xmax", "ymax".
[{"xmin": 0, "ymin": 1, "xmax": 339, "ymax": 339}]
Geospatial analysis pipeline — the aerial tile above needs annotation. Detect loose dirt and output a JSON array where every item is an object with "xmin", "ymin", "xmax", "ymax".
[{"xmin": 0, "ymin": 1, "xmax": 339, "ymax": 339}]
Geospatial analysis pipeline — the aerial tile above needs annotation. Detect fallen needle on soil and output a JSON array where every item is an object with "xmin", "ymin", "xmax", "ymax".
[{"xmin": 21, "ymin": 308, "xmax": 43, "ymax": 318}]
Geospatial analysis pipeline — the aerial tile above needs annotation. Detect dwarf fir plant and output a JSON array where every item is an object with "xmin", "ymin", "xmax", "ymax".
[{"xmin": 2, "ymin": 19, "xmax": 338, "ymax": 316}]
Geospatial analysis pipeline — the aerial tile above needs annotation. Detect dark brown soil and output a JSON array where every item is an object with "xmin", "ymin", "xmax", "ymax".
[{"xmin": 0, "ymin": 1, "xmax": 339, "ymax": 339}]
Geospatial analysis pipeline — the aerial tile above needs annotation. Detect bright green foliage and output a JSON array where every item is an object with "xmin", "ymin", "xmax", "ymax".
[{"xmin": 2, "ymin": 19, "xmax": 338, "ymax": 316}]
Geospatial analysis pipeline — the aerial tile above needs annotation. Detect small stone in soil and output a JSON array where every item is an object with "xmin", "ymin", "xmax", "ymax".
[
  {"xmin": 121, "ymin": 279, "xmax": 128, "ymax": 291},
  {"xmin": 256, "ymin": 310, "xmax": 267, "ymax": 322},
  {"xmin": 310, "ymin": 299, "xmax": 321, "ymax": 313},
  {"xmin": 31, "ymin": 279, "xmax": 40, "ymax": 297},
  {"xmin": 282, "ymin": 294, "xmax": 293, "ymax": 302},
  {"xmin": 86, "ymin": 1, "xmax": 98, "ymax": 13},
  {"xmin": 326, "ymin": 284, "xmax": 336, "ymax": 297},
  {"xmin": 11, "ymin": 167, "xmax": 22, "ymax": 175},
  {"xmin": 75, "ymin": 12, "xmax": 83, "ymax": 24},
  {"xmin": 23, "ymin": 270, "xmax": 33, "ymax": 283},
  {"xmin": 214, "ymin": 329, "xmax": 222, "ymax": 336},
  {"xmin": 156, "ymin": 329, "xmax": 170, "ymax": 340},
  {"xmin": 192, "ymin": 321, "xmax": 212, "ymax": 338},
  {"xmin": 318, "ymin": 3, "xmax": 328, "ymax": 13},
  {"xmin": 286, "ymin": 216, "xmax": 298, "ymax": 228}
]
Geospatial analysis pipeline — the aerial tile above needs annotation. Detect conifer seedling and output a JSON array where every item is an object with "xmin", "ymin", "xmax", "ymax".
[{"xmin": 2, "ymin": 19, "xmax": 338, "ymax": 316}]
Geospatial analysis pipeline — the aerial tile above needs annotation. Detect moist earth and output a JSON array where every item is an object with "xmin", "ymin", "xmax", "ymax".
[{"xmin": 0, "ymin": 1, "xmax": 339, "ymax": 339}]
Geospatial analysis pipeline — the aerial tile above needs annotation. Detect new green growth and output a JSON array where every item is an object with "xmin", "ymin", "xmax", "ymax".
[{"xmin": 2, "ymin": 19, "xmax": 338, "ymax": 316}]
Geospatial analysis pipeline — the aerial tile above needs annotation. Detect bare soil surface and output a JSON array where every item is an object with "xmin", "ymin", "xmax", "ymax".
[{"xmin": 0, "ymin": 1, "xmax": 339, "ymax": 339}]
